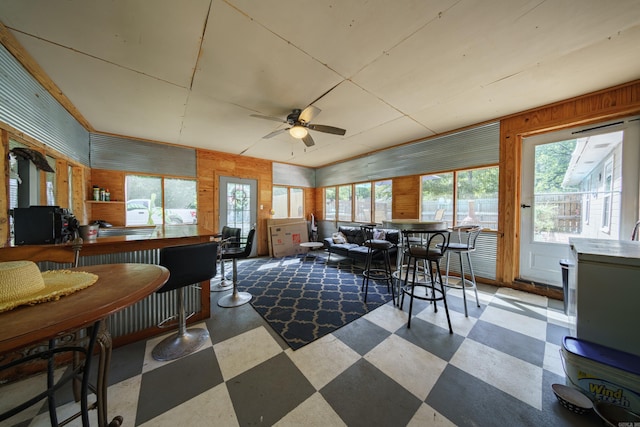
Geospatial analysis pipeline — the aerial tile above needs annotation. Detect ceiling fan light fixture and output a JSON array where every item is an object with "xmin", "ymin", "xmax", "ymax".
[{"xmin": 289, "ymin": 125, "xmax": 308, "ymax": 139}]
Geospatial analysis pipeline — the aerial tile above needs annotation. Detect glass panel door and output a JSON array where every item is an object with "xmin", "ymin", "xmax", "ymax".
[
  {"xmin": 219, "ymin": 176, "xmax": 257, "ymax": 243},
  {"xmin": 520, "ymin": 117, "xmax": 639, "ymax": 286}
]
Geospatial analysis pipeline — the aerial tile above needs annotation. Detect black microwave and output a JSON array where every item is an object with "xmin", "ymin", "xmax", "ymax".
[{"xmin": 12, "ymin": 206, "xmax": 77, "ymax": 245}]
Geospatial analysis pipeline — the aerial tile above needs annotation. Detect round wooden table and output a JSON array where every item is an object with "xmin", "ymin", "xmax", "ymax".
[{"xmin": 0, "ymin": 263, "xmax": 169, "ymax": 427}]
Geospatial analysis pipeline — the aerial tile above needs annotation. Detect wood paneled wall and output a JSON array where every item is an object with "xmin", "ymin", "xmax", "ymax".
[
  {"xmin": 497, "ymin": 79, "xmax": 640, "ymax": 288},
  {"xmin": 303, "ymin": 187, "xmax": 316, "ymax": 222},
  {"xmin": 391, "ymin": 176, "xmax": 420, "ymax": 220},
  {"xmin": 0, "ymin": 127, "xmax": 91, "ymax": 244},
  {"xmin": 1, "ymin": 130, "xmax": 8, "ymax": 246},
  {"xmin": 86, "ymin": 169, "xmax": 125, "ymax": 226},
  {"xmin": 197, "ymin": 149, "xmax": 273, "ymax": 255}
]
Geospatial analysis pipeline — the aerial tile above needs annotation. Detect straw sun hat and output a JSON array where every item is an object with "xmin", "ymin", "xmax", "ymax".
[{"xmin": 0, "ymin": 260, "xmax": 99, "ymax": 313}]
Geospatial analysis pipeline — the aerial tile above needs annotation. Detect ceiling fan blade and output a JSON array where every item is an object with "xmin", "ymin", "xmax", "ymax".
[
  {"xmin": 250, "ymin": 113, "xmax": 287, "ymax": 123},
  {"xmin": 302, "ymin": 133, "xmax": 315, "ymax": 147},
  {"xmin": 299, "ymin": 105, "xmax": 321, "ymax": 123},
  {"xmin": 263, "ymin": 128, "xmax": 289, "ymax": 139},
  {"xmin": 307, "ymin": 124, "xmax": 346, "ymax": 136}
]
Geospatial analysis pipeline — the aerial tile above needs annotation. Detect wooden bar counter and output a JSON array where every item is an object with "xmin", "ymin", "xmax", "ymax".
[{"xmin": 0, "ymin": 225, "xmax": 217, "ymax": 347}]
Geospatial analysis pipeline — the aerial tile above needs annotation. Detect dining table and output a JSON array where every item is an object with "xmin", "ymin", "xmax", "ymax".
[{"xmin": 0, "ymin": 263, "xmax": 169, "ymax": 427}]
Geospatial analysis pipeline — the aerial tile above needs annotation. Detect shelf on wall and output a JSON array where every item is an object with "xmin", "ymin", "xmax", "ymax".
[{"xmin": 86, "ymin": 200, "xmax": 124, "ymax": 203}]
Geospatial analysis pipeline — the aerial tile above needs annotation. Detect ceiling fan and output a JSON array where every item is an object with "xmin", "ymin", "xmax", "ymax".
[{"xmin": 250, "ymin": 106, "xmax": 346, "ymax": 147}]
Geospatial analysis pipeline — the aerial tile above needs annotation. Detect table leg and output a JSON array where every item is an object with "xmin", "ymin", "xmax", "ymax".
[{"xmin": 0, "ymin": 319, "xmax": 116, "ymax": 427}]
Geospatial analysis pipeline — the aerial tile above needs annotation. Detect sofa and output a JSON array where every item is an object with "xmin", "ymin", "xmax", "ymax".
[{"xmin": 322, "ymin": 225, "xmax": 399, "ymax": 263}]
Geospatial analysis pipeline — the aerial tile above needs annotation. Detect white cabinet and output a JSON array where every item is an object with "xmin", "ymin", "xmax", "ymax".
[{"xmin": 568, "ymin": 238, "xmax": 640, "ymax": 357}]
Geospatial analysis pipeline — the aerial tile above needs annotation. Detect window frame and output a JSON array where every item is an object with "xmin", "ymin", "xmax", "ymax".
[
  {"xmin": 322, "ymin": 179, "xmax": 393, "ymax": 224},
  {"xmin": 125, "ymin": 174, "xmax": 198, "ymax": 226},
  {"xmin": 420, "ymin": 164, "xmax": 499, "ymax": 230},
  {"xmin": 601, "ymin": 156, "xmax": 614, "ymax": 233},
  {"xmin": 271, "ymin": 185, "xmax": 305, "ymax": 219}
]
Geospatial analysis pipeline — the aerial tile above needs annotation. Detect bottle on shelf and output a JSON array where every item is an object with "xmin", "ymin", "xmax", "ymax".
[
  {"xmin": 93, "ymin": 186, "xmax": 100, "ymax": 201},
  {"xmin": 100, "ymin": 188, "xmax": 106, "ymax": 201},
  {"xmin": 105, "ymin": 189, "xmax": 111, "ymax": 201}
]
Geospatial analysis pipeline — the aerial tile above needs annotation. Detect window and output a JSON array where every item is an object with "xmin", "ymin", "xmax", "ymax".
[
  {"xmin": 421, "ymin": 166, "xmax": 499, "ymax": 230},
  {"xmin": 290, "ymin": 188, "xmax": 303, "ymax": 218},
  {"xmin": 323, "ymin": 180, "xmax": 393, "ymax": 223},
  {"xmin": 164, "ymin": 178, "xmax": 197, "ymax": 225},
  {"xmin": 126, "ymin": 175, "xmax": 197, "ymax": 226},
  {"xmin": 457, "ymin": 167, "xmax": 499, "ymax": 228},
  {"xmin": 421, "ymin": 173, "xmax": 453, "ymax": 222},
  {"xmin": 601, "ymin": 157, "xmax": 613, "ymax": 232},
  {"xmin": 337, "ymin": 185, "xmax": 352, "ymax": 221},
  {"xmin": 68, "ymin": 165, "xmax": 73, "ymax": 211},
  {"xmin": 272, "ymin": 186, "xmax": 288, "ymax": 218},
  {"xmin": 272, "ymin": 186, "xmax": 304, "ymax": 218},
  {"xmin": 374, "ymin": 180, "xmax": 392, "ymax": 223},
  {"xmin": 325, "ymin": 187, "xmax": 336, "ymax": 221},
  {"xmin": 45, "ymin": 155, "xmax": 56, "ymax": 206},
  {"xmin": 583, "ymin": 173, "xmax": 592, "ymax": 225},
  {"xmin": 355, "ymin": 182, "xmax": 371, "ymax": 222}
]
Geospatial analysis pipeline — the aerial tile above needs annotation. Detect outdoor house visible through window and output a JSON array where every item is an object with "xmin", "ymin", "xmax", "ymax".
[
  {"xmin": 601, "ymin": 156, "xmax": 614, "ymax": 232},
  {"xmin": 126, "ymin": 175, "xmax": 197, "ymax": 226}
]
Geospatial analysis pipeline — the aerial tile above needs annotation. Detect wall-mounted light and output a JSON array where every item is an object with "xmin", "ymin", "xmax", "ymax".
[{"xmin": 289, "ymin": 125, "xmax": 308, "ymax": 139}]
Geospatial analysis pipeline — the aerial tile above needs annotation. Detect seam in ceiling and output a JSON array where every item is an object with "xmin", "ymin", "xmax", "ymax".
[{"xmin": 6, "ymin": 26, "xmax": 186, "ymax": 89}]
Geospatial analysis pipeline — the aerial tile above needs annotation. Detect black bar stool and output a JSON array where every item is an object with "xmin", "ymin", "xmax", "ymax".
[
  {"xmin": 217, "ymin": 228, "xmax": 255, "ymax": 308},
  {"xmin": 400, "ymin": 229, "xmax": 452, "ymax": 333},
  {"xmin": 443, "ymin": 225, "xmax": 481, "ymax": 317},
  {"xmin": 361, "ymin": 225, "xmax": 395, "ymax": 304},
  {"xmin": 211, "ymin": 226, "xmax": 240, "ymax": 292},
  {"xmin": 152, "ymin": 241, "xmax": 218, "ymax": 361}
]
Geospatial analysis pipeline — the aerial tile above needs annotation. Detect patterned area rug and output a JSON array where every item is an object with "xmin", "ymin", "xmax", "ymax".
[{"xmin": 235, "ymin": 256, "xmax": 393, "ymax": 350}]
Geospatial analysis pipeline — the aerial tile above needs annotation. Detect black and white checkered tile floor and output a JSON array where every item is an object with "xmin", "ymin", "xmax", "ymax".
[{"xmin": 2, "ymin": 278, "xmax": 606, "ymax": 426}]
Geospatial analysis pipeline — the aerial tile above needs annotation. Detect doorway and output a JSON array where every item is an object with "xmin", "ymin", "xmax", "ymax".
[
  {"xmin": 519, "ymin": 117, "xmax": 640, "ymax": 286},
  {"xmin": 219, "ymin": 176, "xmax": 257, "ymax": 255}
]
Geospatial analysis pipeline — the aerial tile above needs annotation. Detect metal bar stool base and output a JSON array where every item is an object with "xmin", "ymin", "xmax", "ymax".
[
  {"xmin": 218, "ymin": 291, "xmax": 252, "ymax": 308},
  {"xmin": 210, "ymin": 279, "xmax": 233, "ymax": 292},
  {"xmin": 151, "ymin": 328, "xmax": 209, "ymax": 362}
]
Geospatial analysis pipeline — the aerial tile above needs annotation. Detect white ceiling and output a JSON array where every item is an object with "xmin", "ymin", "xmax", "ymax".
[{"xmin": 1, "ymin": 0, "xmax": 640, "ymax": 167}]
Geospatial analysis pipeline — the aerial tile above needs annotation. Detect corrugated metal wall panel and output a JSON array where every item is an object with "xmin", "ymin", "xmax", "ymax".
[
  {"xmin": 443, "ymin": 232, "xmax": 497, "ymax": 281},
  {"xmin": 0, "ymin": 44, "xmax": 90, "ymax": 166},
  {"xmin": 316, "ymin": 122, "xmax": 499, "ymax": 187},
  {"xmin": 273, "ymin": 162, "xmax": 315, "ymax": 187},
  {"xmin": 90, "ymin": 133, "xmax": 196, "ymax": 177}
]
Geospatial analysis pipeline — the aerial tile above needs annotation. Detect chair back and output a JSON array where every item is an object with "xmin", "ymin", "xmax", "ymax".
[
  {"xmin": 240, "ymin": 228, "xmax": 256, "ymax": 257},
  {"xmin": 452, "ymin": 225, "xmax": 482, "ymax": 250},
  {"xmin": 360, "ymin": 224, "xmax": 375, "ymax": 241},
  {"xmin": 221, "ymin": 228, "xmax": 256, "ymax": 259},
  {"xmin": 434, "ymin": 209, "xmax": 445, "ymax": 221},
  {"xmin": 402, "ymin": 229, "xmax": 450, "ymax": 260},
  {"xmin": 158, "ymin": 241, "xmax": 218, "ymax": 293},
  {"xmin": 221, "ymin": 226, "xmax": 241, "ymax": 248}
]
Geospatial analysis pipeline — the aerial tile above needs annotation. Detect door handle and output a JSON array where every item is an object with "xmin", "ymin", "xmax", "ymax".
[{"xmin": 520, "ymin": 204, "xmax": 531, "ymax": 208}]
